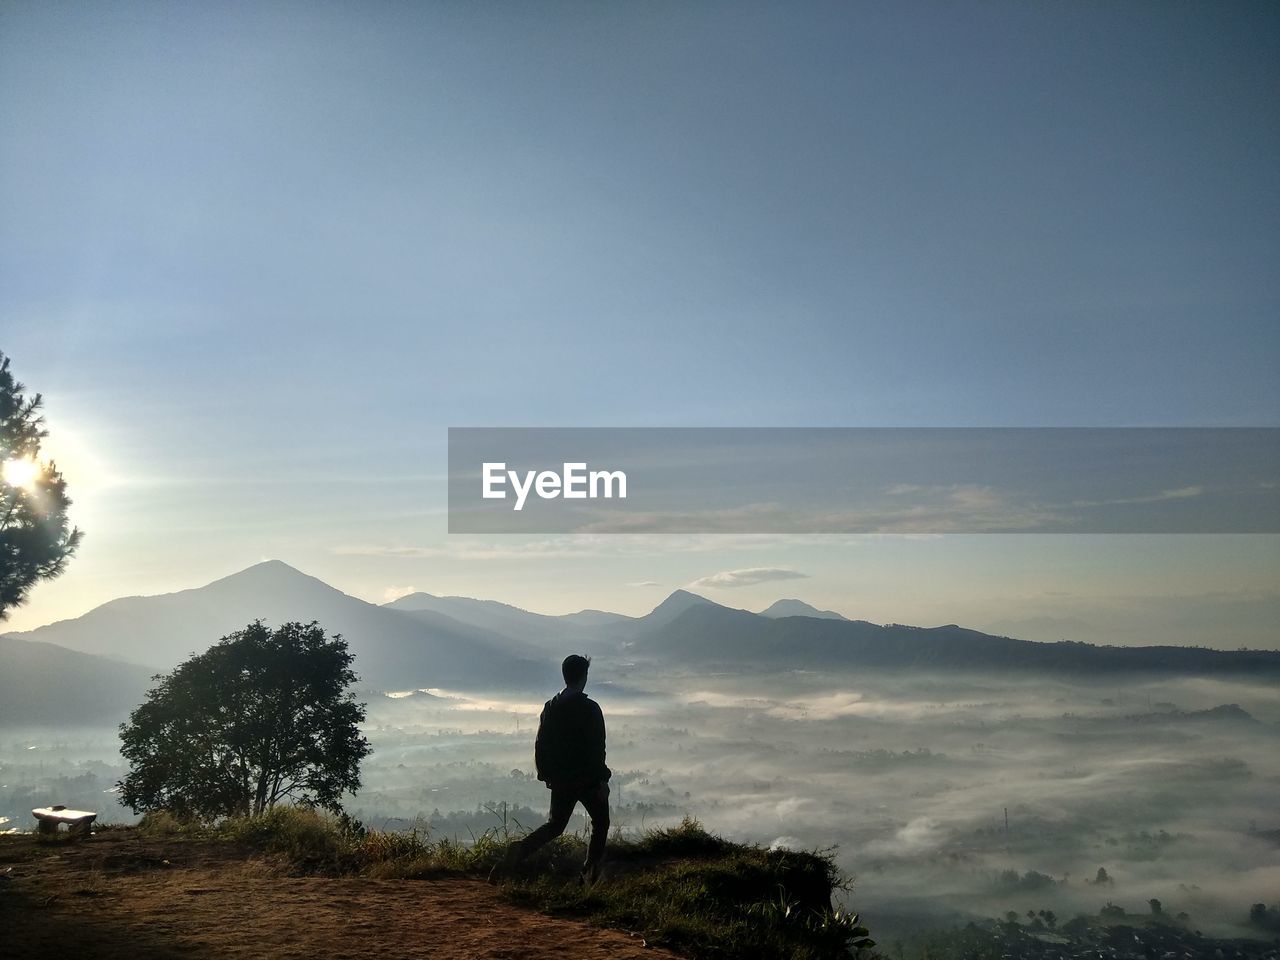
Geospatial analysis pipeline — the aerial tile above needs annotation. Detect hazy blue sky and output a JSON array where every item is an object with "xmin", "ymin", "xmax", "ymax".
[{"xmin": 2, "ymin": 2, "xmax": 1277, "ymax": 643}]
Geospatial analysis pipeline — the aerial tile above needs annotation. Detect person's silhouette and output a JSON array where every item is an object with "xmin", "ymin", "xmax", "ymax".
[{"xmin": 501, "ymin": 654, "xmax": 610, "ymax": 882}]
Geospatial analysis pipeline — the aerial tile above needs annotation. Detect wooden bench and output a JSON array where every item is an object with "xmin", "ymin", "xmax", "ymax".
[{"xmin": 32, "ymin": 806, "xmax": 97, "ymax": 836}]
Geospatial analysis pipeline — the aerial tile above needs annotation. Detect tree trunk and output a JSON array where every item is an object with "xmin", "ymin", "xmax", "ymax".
[{"xmin": 254, "ymin": 773, "xmax": 269, "ymax": 817}]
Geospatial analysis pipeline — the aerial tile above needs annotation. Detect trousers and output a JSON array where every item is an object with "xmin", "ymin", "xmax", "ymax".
[{"xmin": 516, "ymin": 780, "xmax": 610, "ymax": 867}]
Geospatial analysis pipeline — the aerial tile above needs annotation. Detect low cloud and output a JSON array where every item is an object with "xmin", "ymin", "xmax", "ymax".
[
  {"xmin": 1071, "ymin": 485, "xmax": 1204, "ymax": 508},
  {"xmin": 689, "ymin": 567, "xmax": 809, "ymax": 589},
  {"xmin": 626, "ymin": 580, "xmax": 661, "ymax": 587},
  {"xmin": 383, "ymin": 585, "xmax": 418, "ymax": 602}
]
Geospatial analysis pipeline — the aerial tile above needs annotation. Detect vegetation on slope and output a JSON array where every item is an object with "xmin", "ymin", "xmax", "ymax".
[{"xmin": 132, "ymin": 808, "xmax": 874, "ymax": 960}]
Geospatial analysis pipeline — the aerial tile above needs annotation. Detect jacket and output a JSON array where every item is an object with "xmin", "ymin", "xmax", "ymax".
[{"xmin": 533, "ymin": 689, "xmax": 611, "ymax": 789}]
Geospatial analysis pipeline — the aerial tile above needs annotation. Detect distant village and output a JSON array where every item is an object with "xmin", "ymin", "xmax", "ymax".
[{"xmin": 918, "ymin": 910, "xmax": 1280, "ymax": 960}]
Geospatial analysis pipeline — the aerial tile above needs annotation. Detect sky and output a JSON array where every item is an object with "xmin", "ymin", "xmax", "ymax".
[{"xmin": 1, "ymin": 2, "xmax": 1277, "ymax": 645}]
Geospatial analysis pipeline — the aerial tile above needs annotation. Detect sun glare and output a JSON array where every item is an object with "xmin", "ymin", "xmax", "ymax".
[{"xmin": 2, "ymin": 457, "xmax": 40, "ymax": 490}]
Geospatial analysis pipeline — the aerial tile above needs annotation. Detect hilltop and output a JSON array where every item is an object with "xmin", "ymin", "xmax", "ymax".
[
  {"xmin": 0, "ymin": 813, "xmax": 870, "ymax": 960},
  {"xmin": 0, "ymin": 829, "xmax": 672, "ymax": 960}
]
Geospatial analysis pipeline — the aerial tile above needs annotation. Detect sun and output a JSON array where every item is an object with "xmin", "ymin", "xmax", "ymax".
[{"xmin": 2, "ymin": 457, "xmax": 40, "ymax": 490}]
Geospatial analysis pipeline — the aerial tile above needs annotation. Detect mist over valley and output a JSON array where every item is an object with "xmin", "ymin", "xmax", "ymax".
[{"xmin": 3, "ymin": 561, "xmax": 1277, "ymax": 945}]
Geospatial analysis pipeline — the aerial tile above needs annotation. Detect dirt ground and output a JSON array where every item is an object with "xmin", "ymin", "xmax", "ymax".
[{"xmin": 0, "ymin": 830, "xmax": 679, "ymax": 960}]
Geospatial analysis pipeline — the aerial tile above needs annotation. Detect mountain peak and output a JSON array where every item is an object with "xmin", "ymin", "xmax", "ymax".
[
  {"xmin": 384, "ymin": 591, "xmax": 440, "ymax": 609},
  {"xmin": 651, "ymin": 589, "xmax": 711, "ymax": 614},
  {"xmin": 204, "ymin": 559, "xmax": 344, "ymax": 597},
  {"xmin": 635, "ymin": 589, "xmax": 717, "ymax": 630},
  {"xmin": 230, "ymin": 558, "xmax": 305, "ymax": 577},
  {"xmin": 760, "ymin": 599, "xmax": 847, "ymax": 621}
]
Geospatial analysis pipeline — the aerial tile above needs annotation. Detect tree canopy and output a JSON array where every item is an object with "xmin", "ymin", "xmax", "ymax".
[
  {"xmin": 0, "ymin": 350, "xmax": 82, "ymax": 619},
  {"xmin": 118, "ymin": 620, "xmax": 372, "ymax": 820}
]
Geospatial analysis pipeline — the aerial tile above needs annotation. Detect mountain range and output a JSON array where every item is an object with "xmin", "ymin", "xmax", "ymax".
[
  {"xmin": 0, "ymin": 561, "xmax": 545, "ymax": 727},
  {"xmin": 3, "ymin": 560, "xmax": 1277, "ymax": 726}
]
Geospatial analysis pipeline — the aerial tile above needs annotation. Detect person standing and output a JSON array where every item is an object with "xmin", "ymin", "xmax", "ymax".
[{"xmin": 500, "ymin": 654, "xmax": 611, "ymax": 882}]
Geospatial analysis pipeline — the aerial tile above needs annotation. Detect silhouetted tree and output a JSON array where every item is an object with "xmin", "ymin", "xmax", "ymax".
[
  {"xmin": 118, "ymin": 621, "xmax": 371, "ymax": 820},
  {"xmin": 0, "ymin": 351, "xmax": 82, "ymax": 619}
]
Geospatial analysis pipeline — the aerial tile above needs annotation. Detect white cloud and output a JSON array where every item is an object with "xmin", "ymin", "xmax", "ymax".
[
  {"xmin": 1071, "ymin": 485, "xmax": 1204, "ymax": 508},
  {"xmin": 689, "ymin": 567, "xmax": 809, "ymax": 589},
  {"xmin": 382, "ymin": 585, "xmax": 418, "ymax": 602}
]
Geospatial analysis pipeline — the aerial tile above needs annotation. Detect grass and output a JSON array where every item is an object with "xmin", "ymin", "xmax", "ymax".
[
  {"xmin": 128, "ymin": 807, "xmax": 874, "ymax": 959},
  {"xmin": 499, "ymin": 836, "xmax": 873, "ymax": 960}
]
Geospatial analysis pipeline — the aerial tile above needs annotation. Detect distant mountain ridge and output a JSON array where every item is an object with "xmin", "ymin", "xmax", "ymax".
[
  {"xmin": 627, "ymin": 602, "xmax": 1280, "ymax": 675},
  {"xmin": 0, "ymin": 634, "xmax": 155, "ymax": 726},
  {"xmin": 384, "ymin": 591, "xmax": 629, "ymax": 653},
  {"xmin": 4, "ymin": 561, "xmax": 1277, "ymax": 729},
  {"xmin": 4, "ymin": 560, "xmax": 545, "ymax": 692},
  {"xmin": 760, "ymin": 599, "xmax": 847, "ymax": 620}
]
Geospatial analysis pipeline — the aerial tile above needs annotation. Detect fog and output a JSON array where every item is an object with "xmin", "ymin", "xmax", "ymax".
[
  {"xmin": 4, "ymin": 668, "xmax": 1277, "ymax": 944},
  {"xmin": 359, "ymin": 667, "xmax": 1280, "ymax": 943}
]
